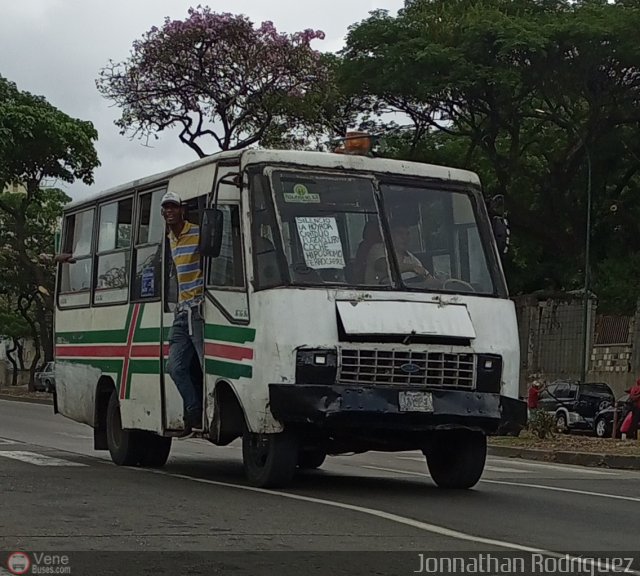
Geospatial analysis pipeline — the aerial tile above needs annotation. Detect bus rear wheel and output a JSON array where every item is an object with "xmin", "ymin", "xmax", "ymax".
[
  {"xmin": 106, "ymin": 390, "xmax": 141, "ymax": 466},
  {"xmin": 298, "ymin": 450, "xmax": 326, "ymax": 470},
  {"xmin": 424, "ymin": 430, "xmax": 486, "ymax": 489},
  {"xmin": 242, "ymin": 428, "xmax": 298, "ymax": 488},
  {"xmin": 138, "ymin": 432, "xmax": 172, "ymax": 468}
]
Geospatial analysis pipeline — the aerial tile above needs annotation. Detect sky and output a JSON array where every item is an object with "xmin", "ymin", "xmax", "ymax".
[{"xmin": 0, "ymin": 0, "xmax": 404, "ymax": 200}]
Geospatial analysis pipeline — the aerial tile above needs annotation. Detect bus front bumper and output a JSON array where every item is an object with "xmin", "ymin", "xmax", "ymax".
[{"xmin": 269, "ymin": 384, "xmax": 527, "ymax": 435}]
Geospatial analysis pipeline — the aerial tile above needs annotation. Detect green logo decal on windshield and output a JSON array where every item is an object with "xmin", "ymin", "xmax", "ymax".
[{"xmin": 284, "ymin": 184, "xmax": 320, "ymax": 204}]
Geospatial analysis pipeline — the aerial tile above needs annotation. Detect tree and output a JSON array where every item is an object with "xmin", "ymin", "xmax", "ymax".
[
  {"xmin": 97, "ymin": 7, "xmax": 328, "ymax": 157},
  {"xmin": 0, "ymin": 300, "xmax": 31, "ymax": 387},
  {"xmin": 0, "ymin": 76, "xmax": 99, "ymax": 385},
  {"xmin": 259, "ymin": 53, "xmax": 383, "ymax": 151},
  {"xmin": 340, "ymin": 0, "xmax": 640, "ymax": 309}
]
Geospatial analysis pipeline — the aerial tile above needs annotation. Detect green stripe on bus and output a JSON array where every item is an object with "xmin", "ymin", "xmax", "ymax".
[
  {"xmin": 205, "ymin": 324, "xmax": 256, "ymax": 344},
  {"xmin": 126, "ymin": 359, "xmax": 162, "ymax": 399},
  {"xmin": 135, "ymin": 327, "xmax": 162, "ymax": 343},
  {"xmin": 56, "ymin": 304, "xmax": 137, "ymax": 345},
  {"xmin": 205, "ymin": 359, "xmax": 253, "ymax": 380},
  {"xmin": 56, "ymin": 330, "xmax": 126, "ymax": 345}
]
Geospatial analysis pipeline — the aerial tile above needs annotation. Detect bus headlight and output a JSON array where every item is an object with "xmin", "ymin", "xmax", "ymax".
[
  {"xmin": 475, "ymin": 354, "xmax": 503, "ymax": 393},
  {"xmin": 295, "ymin": 349, "xmax": 338, "ymax": 385}
]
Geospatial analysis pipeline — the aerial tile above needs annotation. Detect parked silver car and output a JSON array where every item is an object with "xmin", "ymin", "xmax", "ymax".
[{"xmin": 34, "ymin": 361, "xmax": 55, "ymax": 392}]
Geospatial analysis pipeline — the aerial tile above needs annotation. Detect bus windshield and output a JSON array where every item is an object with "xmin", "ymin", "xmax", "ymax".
[{"xmin": 268, "ymin": 170, "xmax": 496, "ymax": 294}]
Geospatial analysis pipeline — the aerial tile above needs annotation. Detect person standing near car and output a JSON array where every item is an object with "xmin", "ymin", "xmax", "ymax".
[
  {"xmin": 527, "ymin": 376, "xmax": 546, "ymax": 417},
  {"xmin": 628, "ymin": 378, "xmax": 640, "ymax": 440}
]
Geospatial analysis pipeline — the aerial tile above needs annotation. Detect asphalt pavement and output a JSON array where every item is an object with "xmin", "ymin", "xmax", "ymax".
[{"xmin": 1, "ymin": 398, "xmax": 639, "ymax": 575}]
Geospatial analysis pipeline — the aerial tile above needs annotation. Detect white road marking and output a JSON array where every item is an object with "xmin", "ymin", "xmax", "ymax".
[
  {"xmin": 53, "ymin": 432, "xmax": 93, "ymax": 439},
  {"xmin": 483, "ymin": 465, "xmax": 529, "ymax": 474},
  {"xmin": 0, "ymin": 450, "xmax": 87, "ymax": 467},
  {"xmin": 0, "ymin": 438, "xmax": 17, "ymax": 445},
  {"xmin": 397, "ymin": 456, "xmax": 529, "ymax": 474},
  {"xmin": 364, "ymin": 465, "xmax": 640, "ymax": 504},
  {"xmin": 490, "ymin": 457, "xmax": 620, "ymax": 476},
  {"xmin": 482, "ymin": 479, "xmax": 640, "ymax": 503},
  {"xmin": 135, "ymin": 465, "xmax": 640, "ymax": 575}
]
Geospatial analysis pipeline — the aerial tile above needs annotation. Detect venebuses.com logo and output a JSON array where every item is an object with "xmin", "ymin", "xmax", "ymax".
[
  {"xmin": 6, "ymin": 552, "xmax": 31, "ymax": 575},
  {"xmin": 5, "ymin": 552, "xmax": 71, "ymax": 575}
]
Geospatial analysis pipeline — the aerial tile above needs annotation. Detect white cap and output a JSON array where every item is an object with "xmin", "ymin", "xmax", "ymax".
[{"xmin": 161, "ymin": 191, "xmax": 182, "ymax": 206}]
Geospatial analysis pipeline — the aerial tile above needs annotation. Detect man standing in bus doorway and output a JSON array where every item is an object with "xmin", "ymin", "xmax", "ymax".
[{"xmin": 161, "ymin": 191, "xmax": 204, "ymax": 438}]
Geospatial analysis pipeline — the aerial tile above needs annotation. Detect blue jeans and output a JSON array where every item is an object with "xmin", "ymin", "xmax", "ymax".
[{"xmin": 167, "ymin": 306, "xmax": 204, "ymax": 425}]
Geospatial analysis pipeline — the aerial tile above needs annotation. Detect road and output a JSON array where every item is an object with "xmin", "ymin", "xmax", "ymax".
[{"xmin": 1, "ymin": 398, "xmax": 640, "ymax": 575}]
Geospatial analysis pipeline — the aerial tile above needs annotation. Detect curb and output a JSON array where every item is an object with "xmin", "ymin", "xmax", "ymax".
[
  {"xmin": 488, "ymin": 445, "xmax": 640, "ymax": 470},
  {"xmin": 0, "ymin": 394, "xmax": 53, "ymax": 406}
]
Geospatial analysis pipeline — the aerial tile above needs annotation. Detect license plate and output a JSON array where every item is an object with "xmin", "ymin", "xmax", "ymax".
[{"xmin": 398, "ymin": 391, "xmax": 433, "ymax": 413}]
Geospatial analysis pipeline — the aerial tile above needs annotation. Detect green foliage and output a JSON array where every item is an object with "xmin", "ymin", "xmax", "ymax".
[
  {"xmin": 0, "ymin": 301, "xmax": 31, "ymax": 341},
  {"xmin": 339, "ymin": 0, "xmax": 640, "ymax": 309},
  {"xmin": 527, "ymin": 409, "xmax": 556, "ymax": 440},
  {"xmin": 0, "ymin": 75, "xmax": 98, "ymax": 371},
  {"xmin": 0, "ymin": 75, "xmax": 99, "ymax": 191}
]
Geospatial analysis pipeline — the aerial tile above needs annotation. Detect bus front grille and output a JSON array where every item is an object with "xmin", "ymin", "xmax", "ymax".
[{"xmin": 338, "ymin": 348, "xmax": 475, "ymax": 389}]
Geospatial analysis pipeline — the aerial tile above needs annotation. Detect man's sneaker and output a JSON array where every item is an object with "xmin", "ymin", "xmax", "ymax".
[
  {"xmin": 176, "ymin": 425, "xmax": 195, "ymax": 440},
  {"xmin": 186, "ymin": 413, "xmax": 203, "ymax": 431}
]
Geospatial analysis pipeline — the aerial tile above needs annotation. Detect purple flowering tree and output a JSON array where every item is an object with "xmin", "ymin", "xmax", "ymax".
[{"xmin": 97, "ymin": 7, "xmax": 327, "ymax": 156}]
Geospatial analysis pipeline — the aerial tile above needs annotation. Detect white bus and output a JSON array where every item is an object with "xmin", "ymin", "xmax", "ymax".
[{"xmin": 54, "ymin": 142, "xmax": 526, "ymax": 488}]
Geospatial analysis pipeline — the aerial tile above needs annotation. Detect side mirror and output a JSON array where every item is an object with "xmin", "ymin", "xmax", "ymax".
[
  {"xmin": 492, "ymin": 215, "xmax": 510, "ymax": 256},
  {"xmin": 200, "ymin": 208, "xmax": 224, "ymax": 258}
]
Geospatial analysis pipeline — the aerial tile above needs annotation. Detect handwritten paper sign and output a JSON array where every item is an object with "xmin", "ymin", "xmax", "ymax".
[{"xmin": 296, "ymin": 217, "xmax": 345, "ymax": 269}]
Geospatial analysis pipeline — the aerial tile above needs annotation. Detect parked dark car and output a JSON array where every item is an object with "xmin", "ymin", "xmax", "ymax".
[
  {"xmin": 538, "ymin": 380, "xmax": 615, "ymax": 433},
  {"xmin": 34, "ymin": 361, "xmax": 55, "ymax": 392},
  {"xmin": 593, "ymin": 394, "xmax": 631, "ymax": 438}
]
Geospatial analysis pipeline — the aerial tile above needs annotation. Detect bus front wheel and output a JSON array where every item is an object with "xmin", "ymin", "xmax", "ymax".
[
  {"xmin": 423, "ymin": 430, "xmax": 487, "ymax": 489},
  {"xmin": 242, "ymin": 428, "xmax": 298, "ymax": 488},
  {"xmin": 106, "ymin": 391, "xmax": 141, "ymax": 466}
]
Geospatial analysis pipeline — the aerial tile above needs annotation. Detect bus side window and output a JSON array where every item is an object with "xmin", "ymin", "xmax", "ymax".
[
  {"xmin": 208, "ymin": 205, "xmax": 244, "ymax": 288},
  {"xmin": 58, "ymin": 208, "xmax": 95, "ymax": 308},
  {"xmin": 94, "ymin": 197, "xmax": 132, "ymax": 305},
  {"xmin": 131, "ymin": 189, "xmax": 165, "ymax": 301}
]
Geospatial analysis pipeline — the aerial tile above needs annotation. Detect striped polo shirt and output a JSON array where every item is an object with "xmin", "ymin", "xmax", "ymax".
[{"xmin": 168, "ymin": 221, "xmax": 203, "ymax": 310}]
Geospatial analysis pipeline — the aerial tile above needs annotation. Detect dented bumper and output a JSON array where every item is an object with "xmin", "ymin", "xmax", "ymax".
[{"xmin": 269, "ymin": 384, "xmax": 527, "ymax": 434}]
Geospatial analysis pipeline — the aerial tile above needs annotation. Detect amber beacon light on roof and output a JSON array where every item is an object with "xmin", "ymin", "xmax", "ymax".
[{"xmin": 332, "ymin": 131, "xmax": 375, "ymax": 156}]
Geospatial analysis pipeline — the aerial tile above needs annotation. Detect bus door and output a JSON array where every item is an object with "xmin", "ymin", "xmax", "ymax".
[
  {"xmin": 125, "ymin": 188, "xmax": 166, "ymax": 432},
  {"xmin": 202, "ymin": 167, "xmax": 252, "ymax": 436}
]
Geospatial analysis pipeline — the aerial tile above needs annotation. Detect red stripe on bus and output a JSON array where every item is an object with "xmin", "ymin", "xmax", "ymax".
[
  {"xmin": 55, "ymin": 345, "xmax": 128, "ymax": 357},
  {"xmin": 205, "ymin": 343, "xmax": 253, "ymax": 362},
  {"xmin": 120, "ymin": 304, "xmax": 141, "ymax": 400},
  {"xmin": 56, "ymin": 344, "xmax": 169, "ymax": 358},
  {"xmin": 130, "ymin": 345, "xmax": 161, "ymax": 358}
]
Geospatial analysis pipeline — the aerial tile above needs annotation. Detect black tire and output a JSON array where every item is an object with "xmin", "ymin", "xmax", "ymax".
[
  {"xmin": 138, "ymin": 432, "xmax": 172, "ymax": 468},
  {"xmin": 44, "ymin": 379, "xmax": 53, "ymax": 393},
  {"xmin": 555, "ymin": 413, "xmax": 569, "ymax": 434},
  {"xmin": 106, "ymin": 391, "xmax": 141, "ymax": 466},
  {"xmin": 242, "ymin": 427, "xmax": 299, "ymax": 488},
  {"xmin": 298, "ymin": 450, "xmax": 327, "ymax": 470},
  {"xmin": 594, "ymin": 417, "xmax": 609, "ymax": 439},
  {"xmin": 424, "ymin": 430, "xmax": 486, "ymax": 489}
]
